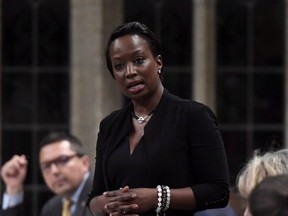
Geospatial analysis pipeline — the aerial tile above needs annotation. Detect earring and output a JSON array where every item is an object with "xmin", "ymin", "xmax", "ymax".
[{"xmin": 158, "ymin": 69, "xmax": 161, "ymax": 74}]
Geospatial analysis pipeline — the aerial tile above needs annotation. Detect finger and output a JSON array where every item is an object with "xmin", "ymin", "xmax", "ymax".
[
  {"xmin": 7, "ymin": 157, "xmax": 26, "ymax": 172},
  {"xmin": 109, "ymin": 210, "xmax": 138, "ymax": 216},
  {"xmin": 104, "ymin": 190, "xmax": 118, "ymax": 197},
  {"xmin": 15, "ymin": 157, "xmax": 28, "ymax": 170},
  {"xmin": 118, "ymin": 204, "xmax": 138, "ymax": 215},
  {"xmin": 120, "ymin": 193, "xmax": 137, "ymax": 201},
  {"xmin": 6, "ymin": 168, "xmax": 19, "ymax": 177},
  {"xmin": 108, "ymin": 193, "xmax": 137, "ymax": 202},
  {"xmin": 106, "ymin": 207, "xmax": 124, "ymax": 216},
  {"xmin": 18, "ymin": 155, "xmax": 28, "ymax": 166},
  {"xmin": 121, "ymin": 186, "xmax": 129, "ymax": 192},
  {"xmin": 4, "ymin": 163, "xmax": 20, "ymax": 176},
  {"xmin": 120, "ymin": 186, "xmax": 130, "ymax": 193},
  {"xmin": 6, "ymin": 160, "xmax": 25, "ymax": 176},
  {"xmin": 105, "ymin": 185, "xmax": 130, "ymax": 197},
  {"xmin": 109, "ymin": 212, "xmax": 121, "ymax": 216},
  {"xmin": 105, "ymin": 201, "xmax": 120, "ymax": 211}
]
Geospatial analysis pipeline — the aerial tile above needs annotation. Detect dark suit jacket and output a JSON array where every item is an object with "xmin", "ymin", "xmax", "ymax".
[
  {"xmin": 90, "ymin": 89, "xmax": 230, "ymax": 215},
  {"xmin": 0, "ymin": 205, "xmax": 23, "ymax": 216},
  {"xmin": 1, "ymin": 174, "xmax": 93, "ymax": 216}
]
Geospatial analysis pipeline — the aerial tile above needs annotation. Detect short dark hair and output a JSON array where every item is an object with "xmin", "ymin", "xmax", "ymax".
[
  {"xmin": 105, "ymin": 21, "xmax": 162, "ymax": 78},
  {"xmin": 39, "ymin": 131, "xmax": 86, "ymax": 156},
  {"xmin": 249, "ymin": 174, "xmax": 288, "ymax": 216}
]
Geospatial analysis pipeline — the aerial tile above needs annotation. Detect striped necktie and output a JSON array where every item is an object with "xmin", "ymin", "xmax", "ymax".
[{"xmin": 62, "ymin": 198, "xmax": 72, "ymax": 216}]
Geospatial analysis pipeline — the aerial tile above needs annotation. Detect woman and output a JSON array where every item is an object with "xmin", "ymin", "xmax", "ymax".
[{"xmin": 87, "ymin": 21, "xmax": 229, "ymax": 216}]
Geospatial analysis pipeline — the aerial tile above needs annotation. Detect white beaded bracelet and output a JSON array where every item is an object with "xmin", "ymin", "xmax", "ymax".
[{"xmin": 156, "ymin": 185, "xmax": 163, "ymax": 216}]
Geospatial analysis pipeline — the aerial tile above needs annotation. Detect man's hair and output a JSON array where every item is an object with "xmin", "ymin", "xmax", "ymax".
[
  {"xmin": 249, "ymin": 174, "xmax": 288, "ymax": 216},
  {"xmin": 39, "ymin": 131, "xmax": 86, "ymax": 156}
]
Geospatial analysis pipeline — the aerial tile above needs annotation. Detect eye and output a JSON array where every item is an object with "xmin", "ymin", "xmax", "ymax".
[
  {"xmin": 114, "ymin": 63, "xmax": 123, "ymax": 71},
  {"xmin": 40, "ymin": 163, "xmax": 50, "ymax": 171},
  {"xmin": 134, "ymin": 57, "xmax": 144, "ymax": 65},
  {"xmin": 56, "ymin": 156, "xmax": 71, "ymax": 166}
]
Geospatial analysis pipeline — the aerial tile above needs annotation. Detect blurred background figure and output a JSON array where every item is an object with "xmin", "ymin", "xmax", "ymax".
[
  {"xmin": 1, "ymin": 132, "xmax": 92, "ymax": 216},
  {"xmin": 248, "ymin": 174, "xmax": 288, "ymax": 216},
  {"xmin": 236, "ymin": 148, "xmax": 288, "ymax": 216}
]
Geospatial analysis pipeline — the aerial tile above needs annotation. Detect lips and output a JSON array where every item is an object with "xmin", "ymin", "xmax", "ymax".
[
  {"xmin": 127, "ymin": 80, "xmax": 144, "ymax": 93},
  {"xmin": 53, "ymin": 177, "xmax": 66, "ymax": 187},
  {"xmin": 127, "ymin": 80, "xmax": 143, "ymax": 88}
]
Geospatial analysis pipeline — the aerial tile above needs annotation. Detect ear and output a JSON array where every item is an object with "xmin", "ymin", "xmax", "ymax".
[
  {"xmin": 81, "ymin": 155, "xmax": 91, "ymax": 170},
  {"xmin": 156, "ymin": 55, "xmax": 163, "ymax": 70}
]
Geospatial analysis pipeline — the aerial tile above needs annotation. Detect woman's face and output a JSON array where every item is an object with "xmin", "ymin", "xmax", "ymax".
[{"xmin": 109, "ymin": 34, "xmax": 162, "ymax": 100}]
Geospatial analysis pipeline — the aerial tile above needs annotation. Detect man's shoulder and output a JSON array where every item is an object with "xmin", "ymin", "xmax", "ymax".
[
  {"xmin": 41, "ymin": 195, "xmax": 62, "ymax": 216},
  {"xmin": 0, "ymin": 204, "xmax": 23, "ymax": 216},
  {"xmin": 44, "ymin": 194, "xmax": 62, "ymax": 205}
]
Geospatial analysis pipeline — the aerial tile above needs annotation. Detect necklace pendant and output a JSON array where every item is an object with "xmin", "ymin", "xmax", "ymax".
[
  {"xmin": 138, "ymin": 116, "xmax": 145, "ymax": 124},
  {"xmin": 132, "ymin": 107, "xmax": 157, "ymax": 124}
]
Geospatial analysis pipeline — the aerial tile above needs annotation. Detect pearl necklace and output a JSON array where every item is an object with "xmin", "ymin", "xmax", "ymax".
[{"xmin": 132, "ymin": 107, "xmax": 157, "ymax": 124}]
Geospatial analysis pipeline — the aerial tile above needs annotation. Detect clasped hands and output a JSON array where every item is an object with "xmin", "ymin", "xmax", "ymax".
[{"xmin": 103, "ymin": 186, "xmax": 155, "ymax": 216}]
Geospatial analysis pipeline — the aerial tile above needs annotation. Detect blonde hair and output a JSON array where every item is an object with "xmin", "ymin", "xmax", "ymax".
[{"xmin": 236, "ymin": 149, "xmax": 288, "ymax": 198}]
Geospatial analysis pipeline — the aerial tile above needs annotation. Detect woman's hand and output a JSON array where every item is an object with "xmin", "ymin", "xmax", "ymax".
[
  {"xmin": 127, "ymin": 188, "xmax": 157, "ymax": 213},
  {"xmin": 104, "ymin": 186, "xmax": 139, "ymax": 215},
  {"xmin": 104, "ymin": 187, "xmax": 157, "ymax": 215}
]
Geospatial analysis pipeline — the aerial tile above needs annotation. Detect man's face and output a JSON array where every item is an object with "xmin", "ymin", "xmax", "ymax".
[{"xmin": 39, "ymin": 140, "xmax": 90, "ymax": 196}]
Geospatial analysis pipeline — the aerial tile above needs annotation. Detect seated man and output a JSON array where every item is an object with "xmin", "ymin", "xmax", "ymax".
[{"xmin": 1, "ymin": 132, "xmax": 93, "ymax": 216}]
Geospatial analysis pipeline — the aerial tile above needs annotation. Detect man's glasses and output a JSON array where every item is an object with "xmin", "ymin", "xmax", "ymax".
[{"xmin": 40, "ymin": 154, "xmax": 79, "ymax": 173}]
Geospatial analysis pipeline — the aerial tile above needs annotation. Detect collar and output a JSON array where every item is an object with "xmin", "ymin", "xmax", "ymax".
[{"xmin": 63, "ymin": 171, "xmax": 90, "ymax": 204}]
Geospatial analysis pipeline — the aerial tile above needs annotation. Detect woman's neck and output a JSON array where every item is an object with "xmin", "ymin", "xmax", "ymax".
[{"xmin": 132, "ymin": 85, "xmax": 164, "ymax": 114}]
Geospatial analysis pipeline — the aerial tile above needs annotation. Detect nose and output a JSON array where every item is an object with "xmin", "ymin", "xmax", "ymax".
[
  {"xmin": 125, "ymin": 63, "xmax": 136, "ymax": 77},
  {"xmin": 50, "ymin": 163, "xmax": 60, "ymax": 174}
]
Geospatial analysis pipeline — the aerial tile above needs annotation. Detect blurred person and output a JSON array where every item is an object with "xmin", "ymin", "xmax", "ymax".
[
  {"xmin": 236, "ymin": 148, "xmax": 288, "ymax": 216},
  {"xmin": 248, "ymin": 174, "xmax": 288, "ymax": 216},
  {"xmin": 87, "ymin": 21, "xmax": 230, "ymax": 216},
  {"xmin": 1, "ymin": 132, "xmax": 92, "ymax": 216}
]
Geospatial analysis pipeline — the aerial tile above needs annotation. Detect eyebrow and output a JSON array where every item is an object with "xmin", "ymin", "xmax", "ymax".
[
  {"xmin": 40, "ymin": 154, "xmax": 77, "ymax": 164},
  {"xmin": 112, "ymin": 50, "xmax": 146, "ymax": 59}
]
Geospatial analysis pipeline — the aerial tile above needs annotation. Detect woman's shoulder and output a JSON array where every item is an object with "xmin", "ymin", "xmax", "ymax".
[
  {"xmin": 163, "ymin": 91, "xmax": 217, "ymax": 122},
  {"xmin": 166, "ymin": 90, "xmax": 211, "ymax": 112},
  {"xmin": 100, "ymin": 104, "xmax": 131, "ymax": 125}
]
